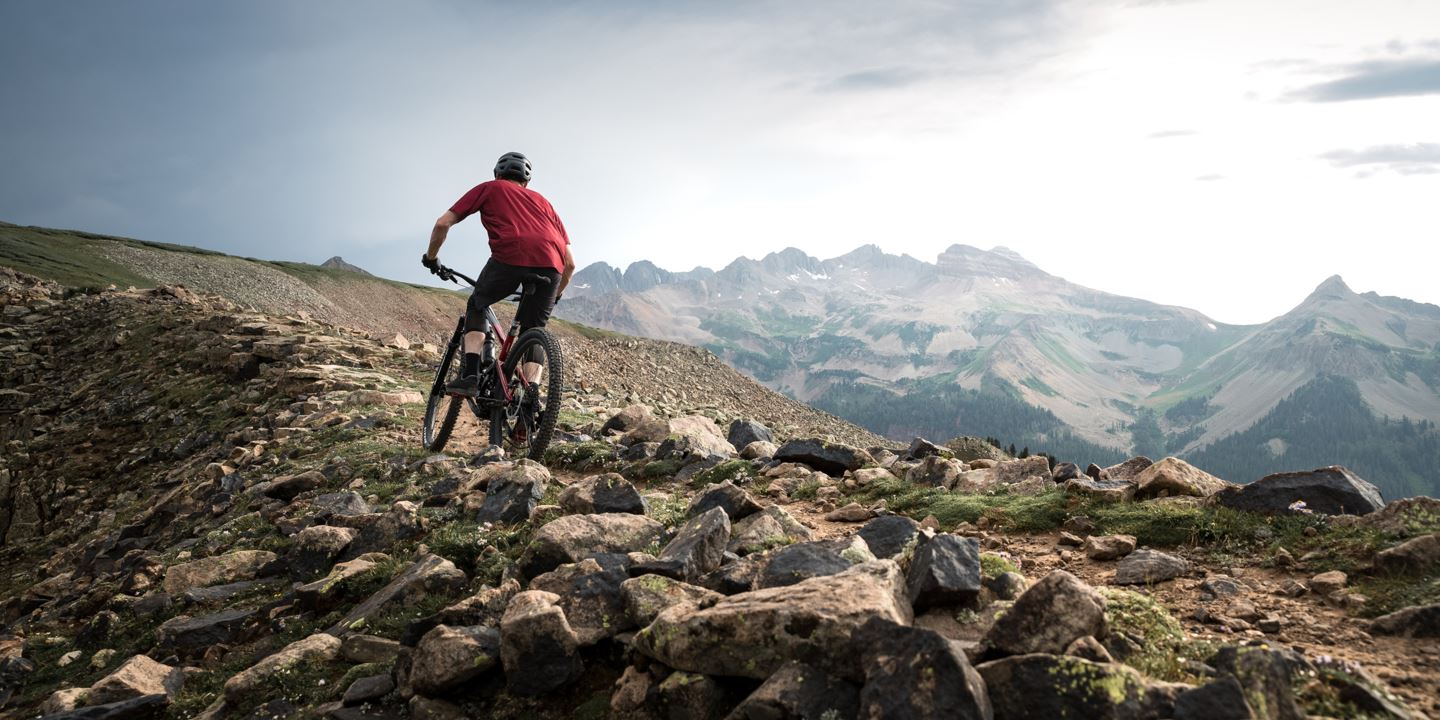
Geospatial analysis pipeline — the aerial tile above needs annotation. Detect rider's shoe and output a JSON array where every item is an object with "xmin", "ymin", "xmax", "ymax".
[{"xmin": 446, "ymin": 373, "xmax": 480, "ymax": 397}]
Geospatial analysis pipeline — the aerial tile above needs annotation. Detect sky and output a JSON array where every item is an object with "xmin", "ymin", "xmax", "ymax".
[{"xmin": 1, "ymin": 0, "xmax": 1438, "ymax": 325}]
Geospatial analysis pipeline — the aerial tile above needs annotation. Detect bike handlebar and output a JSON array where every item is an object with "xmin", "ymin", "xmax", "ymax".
[{"xmin": 434, "ymin": 263, "xmax": 553, "ymax": 296}]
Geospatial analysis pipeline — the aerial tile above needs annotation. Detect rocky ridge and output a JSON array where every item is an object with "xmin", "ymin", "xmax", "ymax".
[{"xmin": 1, "ymin": 268, "xmax": 1438, "ymax": 719}]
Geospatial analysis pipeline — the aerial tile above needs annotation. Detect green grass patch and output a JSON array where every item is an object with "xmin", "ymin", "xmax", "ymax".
[
  {"xmin": 980, "ymin": 553, "xmax": 1020, "ymax": 580},
  {"xmin": 690, "ymin": 459, "xmax": 756, "ymax": 487},
  {"xmin": 544, "ymin": 441, "xmax": 618, "ymax": 471},
  {"xmin": 791, "ymin": 478, "xmax": 824, "ymax": 501},
  {"xmin": 637, "ymin": 458, "xmax": 685, "ymax": 479},
  {"xmin": 846, "ymin": 479, "xmax": 1068, "ymax": 530}
]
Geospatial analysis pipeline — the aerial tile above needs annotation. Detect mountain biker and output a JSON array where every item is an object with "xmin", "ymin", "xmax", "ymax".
[{"xmin": 422, "ymin": 151, "xmax": 576, "ymax": 397}]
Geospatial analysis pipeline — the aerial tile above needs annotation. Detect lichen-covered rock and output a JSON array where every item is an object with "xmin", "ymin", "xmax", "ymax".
[
  {"xmin": 728, "ymin": 419, "xmax": 775, "ymax": 449},
  {"xmin": 1368, "ymin": 603, "xmax": 1440, "ymax": 638},
  {"xmin": 1104, "ymin": 456, "xmax": 1154, "ymax": 481},
  {"xmin": 400, "ymin": 580, "xmax": 521, "ymax": 646},
  {"xmin": 326, "ymin": 553, "xmax": 467, "ymax": 634},
  {"xmin": 633, "ymin": 560, "xmax": 912, "ymax": 680},
  {"xmin": 983, "ymin": 569, "xmax": 1108, "ymax": 658},
  {"xmin": 409, "ymin": 624, "xmax": 501, "ymax": 695},
  {"xmin": 954, "ymin": 455, "xmax": 1051, "ymax": 493},
  {"xmin": 1084, "ymin": 534, "xmax": 1137, "ymax": 561},
  {"xmin": 518, "ymin": 513, "xmax": 664, "ymax": 579},
  {"xmin": 1064, "ymin": 477, "xmax": 1137, "ymax": 502},
  {"xmin": 155, "ymin": 608, "xmax": 257, "ymax": 656},
  {"xmin": 287, "ymin": 525, "xmax": 357, "ymax": 581},
  {"xmin": 977, "ymin": 654, "xmax": 1184, "ymax": 720},
  {"xmin": 602, "ymin": 404, "xmax": 653, "ymax": 435},
  {"xmin": 906, "ymin": 456, "xmax": 966, "ymax": 490},
  {"xmin": 297, "ymin": 552, "xmax": 389, "ymax": 610},
  {"xmin": 500, "ymin": 591, "xmax": 584, "ymax": 696},
  {"xmin": 1373, "ymin": 533, "xmax": 1440, "ymax": 573},
  {"xmin": 1206, "ymin": 645, "xmax": 1310, "ymax": 720},
  {"xmin": 621, "ymin": 574, "xmax": 723, "ymax": 628}
]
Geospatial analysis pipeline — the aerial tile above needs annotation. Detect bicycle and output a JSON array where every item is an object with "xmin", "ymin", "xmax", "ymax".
[{"xmin": 422, "ymin": 262, "xmax": 564, "ymax": 460}]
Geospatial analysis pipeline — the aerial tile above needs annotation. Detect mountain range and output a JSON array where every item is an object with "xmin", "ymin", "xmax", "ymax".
[{"xmin": 560, "ymin": 244, "xmax": 1440, "ymax": 498}]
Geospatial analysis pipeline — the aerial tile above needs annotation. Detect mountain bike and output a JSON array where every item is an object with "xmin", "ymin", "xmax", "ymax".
[{"xmin": 422, "ymin": 262, "xmax": 564, "ymax": 460}]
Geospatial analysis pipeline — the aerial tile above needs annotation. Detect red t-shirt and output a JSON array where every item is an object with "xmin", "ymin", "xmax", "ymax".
[{"xmin": 449, "ymin": 180, "xmax": 570, "ymax": 272}]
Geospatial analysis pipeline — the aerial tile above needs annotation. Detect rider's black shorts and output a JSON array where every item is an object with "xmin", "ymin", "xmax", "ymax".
[{"xmin": 466, "ymin": 258, "xmax": 560, "ymax": 335}]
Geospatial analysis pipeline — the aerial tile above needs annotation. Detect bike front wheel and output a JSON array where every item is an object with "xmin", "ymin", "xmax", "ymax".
[
  {"xmin": 498, "ymin": 328, "xmax": 564, "ymax": 460},
  {"xmin": 422, "ymin": 323, "xmax": 466, "ymax": 451}
]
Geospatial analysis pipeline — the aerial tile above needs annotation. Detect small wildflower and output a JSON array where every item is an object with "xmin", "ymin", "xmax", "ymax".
[{"xmin": 1287, "ymin": 500, "xmax": 1313, "ymax": 514}]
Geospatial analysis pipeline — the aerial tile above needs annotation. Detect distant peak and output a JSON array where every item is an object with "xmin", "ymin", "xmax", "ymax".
[
  {"xmin": 937, "ymin": 244, "xmax": 1047, "ymax": 280},
  {"xmin": 320, "ymin": 256, "xmax": 371, "ymax": 276},
  {"xmin": 1311, "ymin": 274, "xmax": 1353, "ymax": 298}
]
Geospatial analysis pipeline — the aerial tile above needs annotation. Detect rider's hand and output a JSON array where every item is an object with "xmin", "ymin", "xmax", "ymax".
[
  {"xmin": 553, "ymin": 293, "xmax": 562, "ymax": 305},
  {"xmin": 421, "ymin": 254, "xmax": 440, "ymax": 274}
]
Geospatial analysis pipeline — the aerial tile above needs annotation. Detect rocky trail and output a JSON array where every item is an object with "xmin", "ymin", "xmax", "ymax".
[{"xmin": 1, "ymin": 268, "xmax": 1438, "ymax": 719}]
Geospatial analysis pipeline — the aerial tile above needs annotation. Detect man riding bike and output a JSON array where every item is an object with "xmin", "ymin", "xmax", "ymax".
[{"xmin": 422, "ymin": 151, "xmax": 576, "ymax": 397}]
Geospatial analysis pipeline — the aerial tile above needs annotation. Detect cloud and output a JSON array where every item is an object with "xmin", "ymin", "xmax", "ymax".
[
  {"xmin": 1148, "ymin": 129, "xmax": 1196, "ymax": 139},
  {"xmin": 820, "ymin": 66, "xmax": 928, "ymax": 93},
  {"xmin": 1289, "ymin": 58, "xmax": 1440, "ymax": 102},
  {"xmin": 1319, "ymin": 143, "xmax": 1440, "ymax": 175},
  {"xmin": 1194, "ymin": 174, "xmax": 1224, "ymax": 181}
]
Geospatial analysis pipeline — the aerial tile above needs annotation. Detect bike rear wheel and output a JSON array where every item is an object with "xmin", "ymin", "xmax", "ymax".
[
  {"xmin": 422, "ymin": 323, "xmax": 466, "ymax": 451},
  {"xmin": 498, "ymin": 328, "xmax": 564, "ymax": 460}
]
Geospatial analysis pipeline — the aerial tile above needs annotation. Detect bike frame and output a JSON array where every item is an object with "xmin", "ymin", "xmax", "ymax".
[{"xmin": 435, "ymin": 264, "xmax": 542, "ymax": 410}]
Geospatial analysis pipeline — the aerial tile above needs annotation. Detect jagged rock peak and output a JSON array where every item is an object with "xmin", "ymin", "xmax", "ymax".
[
  {"xmin": 1310, "ymin": 274, "xmax": 1354, "ymax": 299},
  {"xmin": 320, "ymin": 257, "xmax": 371, "ymax": 276}
]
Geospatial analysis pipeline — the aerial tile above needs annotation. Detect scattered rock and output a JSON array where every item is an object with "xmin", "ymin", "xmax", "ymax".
[
  {"xmin": 824, "ymin": 502, "xmax": 874, "ymax": 522},
  {"xmin": 161, "ymin": 550, "xmax": 277, "ymax": 594},
  {"xmin": 409, "ymin": 624, "xmax": 501, "ymax": 695},
  {"xmin": 1172, "ymin": 675, "xmax": 1254, "ymax": 720},
  {"xmin": 518, "ymin": 513, "xmax": 664, "ymax": 579},
  {"xmin": 634, "ymin": 560, "xmax": 912, "ymax": 680},
  {"xmin": 155, "ymin": 608, "xmax": 257, "ymax": 656},
  {"xmin": 1207, "ymin": 645, "xmax": 1310, "ymax": 720},
  {"xmin": 982, "ymin": 570, "xmax": 1108, "ymax": 658},
  {"xmin": 728, "ymin": 661, "xmax": 861, "ymax": 720},
  {"xmin": 907, "ymin": 534, "xmax": 982, "ymax": 610},
  {"xmin": 327, "ymin": 553, "xmax": 467, "ymax": 634},
  {"xmin": 906, "ymin": 456, "xmax": 966, "ymax": 490},
  {"xmin": 1063, "ymin": 476, "xmax": 1137, "ymax": 502},
  {"xmin": 343, "ymin": 674, "xmax": 395, "ymax": 707},
  {"xmin": 263, "ymin": 469, "xmax": 326, "ymax": 501},
  {"xmin": 687, "ymin": 480, "xmax": 763, "ymax": 521},
  {"xmin": 340, "ymin": 634, "xmax": 402, "ymax": 664},
  {"xmin": 759, "ymin": 536, "xmax": 875, "ymax": 589},
  {"xmin": 500, "ymin": 591, "xmax": 584, "ymax": 696},
  {"xmin": 87, "ymin": 655, "xmax": 184, "ymax": 706},
  {"xmin": 740, "ymin": 440, "xmax": 778, "ymax": 460},
  {"xmin": 1213, "ymin": 466, "xmax": 1385, "ymax": 516},
  {"xmin": 642, "ymin": 506, "xmax": 731, "ymax": 581},
  {"xmin": 557, "ymin": 473, "xmax": 646, "ymax": 515},
  {"xmin": 728, "ymin": 418, "xmax": 775, "ymax": 449},
  {"xmin": 1104, "ymin": 456, "xmax": 1154, "ymax": 480},
  {"xmin": 1368, "ymin": 603, "xmax": 1440, "ymax": 638},
  {"xmin": 728, "ymin": 506, "xmax": 812, "ymax": 556},
  {"xmin": 773, "ymin": 438, "xmax": 873, "ymax": 477},
  {"xmin": 475, "ymin": 460, "xmax": 550, "ymax": 524},
  {"xmin": 529, "ymin": 555, "xmax": 633, "ymax": 644},
  {"xmin": 1052, "ymin": 462, "xmax": 1082, "ymax": 482},
  {"xmin": 1309, "ymin": 570, "xmax": 1347, "ymax": 596},
  {"xmin": 1114, "ymin": 549, "xmax": 1190, "ymax": 585},
  {"xmin": 855, "ymin": 617, "xmax": 992, "ymax": 720},
  {"xmin": 856, "ymin": 514, "xmax": 921, "ymax": 560},
  {"xmin": 1084, "ymin": 534, "xmax": 1137, "ymax": 561},
  {"xmin": 288, "ymin": 525, "xmax": 357, "ymax": 581},
  {"xmin": 1374, "ymin": 533, "xmax": 1440, "ymax": 574},
  {"xmin": 1134, "ymin": 457, "xmax": 1233, "ymax": 499},
  {"xmin": 601, "ymin": 404, "xmax": 653, "ymax": 435}
]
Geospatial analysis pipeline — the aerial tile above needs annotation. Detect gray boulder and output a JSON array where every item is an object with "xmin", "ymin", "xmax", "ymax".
[
  {"xmin": 475, "ymin": 460, "xmax": 551, "ymax": 524},
  {"xmin": 773, "ymin": 439, "xmax": 873, "ymax": 477},
  {"xmin": 529, "ymin": 555, "xmax": 633, "ymax": 645},
  {"xmin": 855, "ymin": 617, "xmax": 991, "ymax": 720},
  {"xmin": 287, "ymin": 525, "xmax": 356, "ymax": 581},
  {"xmin": 518, "ymin": 513, "xmax": 664, "ymax": 579},
  {"xmin": 640, "ymin": 506, "xmax": 731, "ymax": 581},
  {"xmin": 759, "ymin": 537, "xmax": 875, "ymax": 589},
  {"xmin": 500, "ymin": 591, "xmax": 584, "ymax": 696},
  {"xmin": 1114, "ymin": 549, "xmax": 1189, "ymax": 585},
  {"xmin": 857, "ymin": 515, "xmax": 921, "ymax": 560},
  {"xmin": 728, "ymin": 419, "xmax": 775, "ymax": 449},
  {"xmin": 557, "ymin": 473, "xmax": 646, "ymax": 515},
  {"xmin": 728, "ymin": 506, "xmax": 812, "ymax": 556},
  {"xmin": 688, "ymin": 480, "xmax": 764, "ymax": 521},
  {"xmin": 1207, "ymin": 645, "xmax": 1310, "ymax": 720},
  {"xmin": 621, "ymin": 575, "xmax": 723, "ymax": 628},
  {"xmin": 982, "ymin": 569, "xmax": 1107, "ymax": 658},
  {"xmin": 727, "ymin": 661, "xmax": 861, "ymax": 720},
  {"xmin": 409, "ymin": 624, "xmax": 501, "ymax": 695},
  {"xmin": 1368, "ymin": 603, "xmax": 1440, "ymax": 638},
  {"xmin": 155, "ymin": 608, "xmax": 256, "ymax": 656},
  {"xmin": 906, "ymin": 534, "xmax": 982, "ymax": 610},
  {"xmin": 1214, "ymin": 465, "xmax": 1384, "ymax": 516}
]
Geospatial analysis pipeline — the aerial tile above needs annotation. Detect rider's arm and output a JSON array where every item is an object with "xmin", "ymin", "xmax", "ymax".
[
  {"xmin": 426, "ymin": 210, "xmax": 460, "ymax": 260},
  {"xmin": 556, "ymin": 245, "xmax": 576, "ymax": 298}
]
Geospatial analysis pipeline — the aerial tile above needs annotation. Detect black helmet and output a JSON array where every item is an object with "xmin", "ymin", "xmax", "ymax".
[{"xmin": 494, "ymin": 152, "xmax": 532, "ymax": 182}]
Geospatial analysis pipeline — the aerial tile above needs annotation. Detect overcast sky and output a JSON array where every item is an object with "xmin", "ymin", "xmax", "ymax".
[{"xmin": 2, "ymin": 0, "xmax": 1438, "ymax": 325}]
